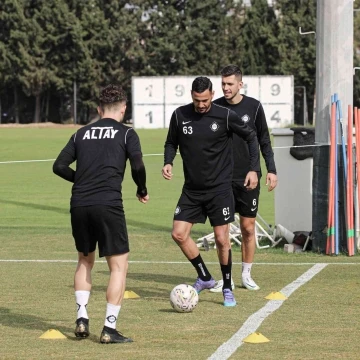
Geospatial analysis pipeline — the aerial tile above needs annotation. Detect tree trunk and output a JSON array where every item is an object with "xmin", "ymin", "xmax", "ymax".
[
  {"xmin": 14, "ymin": 87, "xmax": 19, "ymax": 124},
  {"xmin": 33, "ymin": 94, "xmax": 41, "ymax": 123},
  {"xmin": 45, "ymin": 91, "xmax": 50, "ymax": 122}
]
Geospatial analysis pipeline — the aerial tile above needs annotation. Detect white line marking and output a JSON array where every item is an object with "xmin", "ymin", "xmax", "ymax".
[
  {"xmin": 0, "ymin": 144, "xmax": 332, "ymax": 165},
  {"xmin": 0, "ymin": 153, "xmax": 167, "ymax": 164},
  {"xmin": 0, "ymin": 159, "xmax": 56, "ymax": 164},
  {"xmin": 208, "ymin": 263, "xmax": 328, "ymax": 360},
  {"xmin": 0, "ymin": 260, "xmax": 358, "ymax": 265}
]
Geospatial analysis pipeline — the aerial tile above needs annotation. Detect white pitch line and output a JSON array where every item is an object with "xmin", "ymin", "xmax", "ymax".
[
  {"xmin": 0, "ymin": 154, "xmax": 164, "ymax": 164},
  {"xmin": 0, "ymin": 259, "xmax": 359, "ymax": 265},
  {"xmin": 0, "ymin": 259, "xmax": 189, "ymax": 264},
  {"xmin": 0, "ymin": 159, "xmax": 56, "ymax": 164},
  {"xmin": 208, "ymin": 263, "xmax": 328, "ymax": 360},
  {"xmin": 0, "ymin": 144, "xmax": 332, "ymax": 165}
]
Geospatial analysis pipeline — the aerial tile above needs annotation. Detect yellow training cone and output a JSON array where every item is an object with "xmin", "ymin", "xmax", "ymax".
[
  {"xmin": 265, "ymin": 292, "xmax": 288, "ymax": 300},
  {"xmin": 124, "ymin": 290, "xmax": 140, "ymax": 299},
  {"xmin": 39, "ymin": 329, "xmax": 67, "ymax": 339},
  {"xmin": 243, "ymin": 332, "xmax": 270, "ymax": 343}
]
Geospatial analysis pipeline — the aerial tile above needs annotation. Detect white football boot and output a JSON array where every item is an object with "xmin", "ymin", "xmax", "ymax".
[
  {"xmin": 241, "ymin": 276, "xmax": 260, "ymax": 291},
  {"xmin": 209, "ymin": 278, "xmax": 235, "ymax": 293}
]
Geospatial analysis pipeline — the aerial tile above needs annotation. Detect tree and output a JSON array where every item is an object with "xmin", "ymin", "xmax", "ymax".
[
  {"xmin": 68, "ymin": 0, "xmax": 109, "ymax": 121},
  {"xmin": 0, "ymin": 0, "xmax": 320, "ymax": 124},
  {"xmin": 0, "ymin": 0, "xmax": 28, "ymax": 123},
  {"xmin": 138, "ymin": 0, "xmax": 242, "ymax": 76},
  {"xmin": 17, "ymin": 1, "xmax": 53, "ymax": 123},
  {"xmin": 0, "ymin": 41, "xmax": 11, "ymax": 123},
  {"xmin": 12, "ymin": 0, "xmax": 79, "ymax": 123},
  {"xmin": 275, "ymin": 0, "xmax": 316, "ymax": 123},
  {"xmin": 240, "ymin": 0, "xmax": 279, "ymax": 75}
]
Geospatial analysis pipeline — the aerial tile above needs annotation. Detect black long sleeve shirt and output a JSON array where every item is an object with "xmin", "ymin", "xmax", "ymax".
[
  {"xmin": 214, "ymin": 95, "xmax": 277, "ymax": 181},
  {"xmin": 53, "ymin": 118, "xmax": 147, "ymax": 208},
  {"xmin": 164, "ymin": 102, "xmax": 260, "ymax": 192}
]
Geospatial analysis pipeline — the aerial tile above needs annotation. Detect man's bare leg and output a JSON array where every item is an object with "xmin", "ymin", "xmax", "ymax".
[
  {"xmin": 171, "ymin": 220, "xmax": 197, "ymax": 259},
  {"xmin": 214, "ymin": 224, "xmax": 236, "ymax": 306},
  {"xmin": 240, "ymin": 216, "xmax": 259, "ymax": 290},
  {"xmin": 74, "ymin": 251, "xmax": 95, "ymax": 291},
  {"xmin": 172, "ymin": 220, "xmax": 215, "ymax": 292},
  {"xmin": 104, "ymin": 253, "xmax": 129, "ymax": 327},
  {"xmin": 74, "ymin": 251, "xmax": 95, "ymax": 337},
  {"xmin": 100, "ymin": 252, "xmax": 133, "ymax": 344}
]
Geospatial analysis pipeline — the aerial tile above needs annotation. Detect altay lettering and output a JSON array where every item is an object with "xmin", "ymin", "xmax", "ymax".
[{"xmin": 83, "ymin": 127, "xmax": 119, "ymax": 140}]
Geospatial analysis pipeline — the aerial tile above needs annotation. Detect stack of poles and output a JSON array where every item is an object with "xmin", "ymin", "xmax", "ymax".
[{"xmin": 326, "ymin": 94, "xmax": 356, "ymax": 256}]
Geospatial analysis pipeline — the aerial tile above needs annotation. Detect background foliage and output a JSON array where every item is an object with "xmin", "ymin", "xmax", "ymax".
[{"xmin": 3, "ymin": 0, "xmax": 358, "ymax": 125}]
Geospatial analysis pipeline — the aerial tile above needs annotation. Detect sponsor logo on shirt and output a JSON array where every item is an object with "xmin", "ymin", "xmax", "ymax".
[
  {"xmin": 210, "ymin": 122, "xmax": 219, "ymax": 132},
  {"xmin": 241, "ymin": 114, "xmax": 250, "ymax": 123}
]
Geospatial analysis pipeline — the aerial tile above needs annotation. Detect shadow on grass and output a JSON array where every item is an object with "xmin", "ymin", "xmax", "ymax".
[
  {"xmin": 158, "ymin": 309, "xmax": 177, "ymax": 313},
  {"xmin": 0, "ymin": 199, "xmax": 69, "ymax": 214},
  {"xmin": 84, "ymin": 272, "xmax": 195, "ymax": 299},
  {"xmin": 0, "ymin": 307, "xmax": 70, "ymax": 338},
  {"xmin": 159, "ymin": 298, "xmax": 223, "ymax": 312},
  {"xmin": 0, "ymin": 307, "xmax": 104, "ymax": 344},
  {"xmin": 0, "ymin": 199, "xmax": 174, "ymax": 234},
  {"xmin": 0, "ymin": 198, "xmax": 210, "ymax": 238}
]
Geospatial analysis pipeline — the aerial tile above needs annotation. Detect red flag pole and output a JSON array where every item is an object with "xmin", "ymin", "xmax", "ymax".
[{"xmin": 347, "ymin": 105, "xmax": 354, "ymax": 256}]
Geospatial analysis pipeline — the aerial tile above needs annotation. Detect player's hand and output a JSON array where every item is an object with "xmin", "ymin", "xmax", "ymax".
[
  {"xmin": 244, "ymin": 171, "xmax": 258, "ymax": 190},
  {"xmin": 266, "ymin": 173, "xmax": 278, "ymax": 192},
  {"xmin": 137, "ymin": 194, "xmax": 149, "ymax": 204},
  {"xmin": 162, "ymin": 164, "xmax": 173, "ymax": 180}
]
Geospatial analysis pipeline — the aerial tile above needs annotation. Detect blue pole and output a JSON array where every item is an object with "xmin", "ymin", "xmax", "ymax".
[{"xmin": 337, "ymin": 100, "xmax": 347, "ymax": 181}]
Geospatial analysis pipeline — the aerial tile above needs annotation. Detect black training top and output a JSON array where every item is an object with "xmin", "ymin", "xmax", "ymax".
[
  {"xmin": 164, "ymin": 102, "xmax": 260, "ymax": 192},
  {"xmin": 53, "ymin": 118, "xmax": 147, "ymax": 208},
  {"xmin": 214, "ymin": 95, "xmax": 276, "ymax": 181}
]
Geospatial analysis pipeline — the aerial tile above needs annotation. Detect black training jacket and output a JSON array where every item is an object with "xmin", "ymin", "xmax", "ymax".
[
  {"xmin": 164, "ymin": 102, "xmax": 260, "ymax": 192},
  {"xmin": 53, "ymin": 118, "xmax": 147, "ymax": 208},
  {"xmin": 214, "ymin": 95, "xmax": 276, "ymax": 181}
]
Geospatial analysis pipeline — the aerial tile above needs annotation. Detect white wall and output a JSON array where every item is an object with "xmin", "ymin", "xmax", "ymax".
[{"xmin": 272, "ymin": 128, "xmax": 313, "ymax": 232}]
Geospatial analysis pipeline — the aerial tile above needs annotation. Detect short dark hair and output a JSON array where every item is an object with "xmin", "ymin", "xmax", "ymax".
[
  {"xmin": 220, "ymin": 65, "xmax": 243, "ymax": 80},
  {"xmin": 99, "ymin": 84, "xmax": 127, "ymax": 111},
  {"xmin": 191, "ymin": 76, "xmax": 213, "ymax": 93}
]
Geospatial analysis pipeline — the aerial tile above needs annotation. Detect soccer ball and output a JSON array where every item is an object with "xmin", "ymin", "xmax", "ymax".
[{"xmin": 170, "ymin": 284, "xmax": 199, "ymax": 313}]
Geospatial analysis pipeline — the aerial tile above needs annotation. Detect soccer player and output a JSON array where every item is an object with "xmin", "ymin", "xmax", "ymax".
[
  {"xmin": 53, "ymin": 84, "xmax": 149, "ymax": 343},
  {"xmin": 162, "ymin": 76, "xmax": 260, "ymax": 307},
  {"xmin": 210, "ymin": 65, "xmax": 277, "ymax": 293}
]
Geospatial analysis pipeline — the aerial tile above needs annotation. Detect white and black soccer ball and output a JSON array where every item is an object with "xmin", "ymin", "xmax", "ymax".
[{"xmin": 170, "ymin": 284, "xmax": 199, "ymax": 313}]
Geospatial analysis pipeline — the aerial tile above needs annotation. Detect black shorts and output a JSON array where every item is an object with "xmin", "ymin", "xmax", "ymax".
[
  {"xmin": 174, "ymin": 188, "xmax": 235, "ymax": 227},
  {"xmin": 232, "ymin": 181, "xmax": 260, "ymax": 218},
  {"xmin": 71, "ymin": 205, "xmax": 129, "ymax": 257}
]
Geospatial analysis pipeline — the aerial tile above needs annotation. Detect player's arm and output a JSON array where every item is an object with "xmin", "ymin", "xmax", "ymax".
[
  {"xmin": 53, "ymin": 134, "xmax": 76, "ymax": 182},
  {"xmin": 255, "ymin": 103, "xmax": 277, "ymax": 191},
  {"xmin": 228, "ymin": 110, "xmax": 260, "ymax": 173},
  {"xmin": 163, "ymin": 111, "xmax": 178, "ymax": 180},
  {"xmin": 256, "ymin": 103, "xmax": 276, "ymax": 174},
  {"xmin": 126, "ymin": 129, "xmax": 148, "ymax": 203}
]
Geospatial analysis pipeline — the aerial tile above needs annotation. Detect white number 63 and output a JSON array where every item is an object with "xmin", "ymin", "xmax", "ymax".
[{"xmin": 183, "ymin": 126, "xmax": 193, "ymax": 135}]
